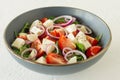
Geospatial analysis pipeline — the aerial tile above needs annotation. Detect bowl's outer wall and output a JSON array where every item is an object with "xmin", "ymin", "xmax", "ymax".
[
  {"xmin": 5, "ymin": 7, "xmax": 111, "ymax": 74},
  {"xmin": 11, "ymin": 50, "xmax": 105, "ymax": 75}
]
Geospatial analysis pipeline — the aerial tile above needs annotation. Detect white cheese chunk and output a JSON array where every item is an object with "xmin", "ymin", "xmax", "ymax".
[
  {"xmin": 28, "ymin": 49, "xmax": 37, "ymax": 59},
  {"xmin": 46, "ymin": 45, "xmax": 55, "ymax": 53},
  {"xmin": 67, "ymin": 33, "xmax": 77, "ymax": 43},
  {"xmin": 12, "ymin": 38, "xmax": 25, "ymax": 49},
  {"xmin": 36, "ymin": 56, "xmax": 46, "ymax": 64},
  {"xmin": 76, "ymin": 31, "xmax": 91, "ymax": 49},
  {"xmin": 19, "ymin": 33, "xmax": 27, "ymax": 36},
  {"xmin": 30, "ymin": 26, "xmax": 43, "ymax": 36},
  {"xmin": 41, "ymin": 38, "xmax": 55, "ymax": 52},
  {"xmin": 79, "ymin": 25, "xmax": 88, "ymax": 33},
  {"xmin": 65, "ymin": 24, "xmax": 76, "ymax": 33},
  {"xmin": 67, "ymin": 56, "xmax": 77, "ymax": 64},
  {"xmin": 27, "ymin": 34, "xmax": 38, "ymax": 42},
  {"xmin": 76, "ymin": 31, "xmax": 86, "ymax": 40},
  {"xmin": 31, "ymin": 20, "xmax": 42, "ymax": 28},
  {"xmin": 78, "ymin": 39, "xmax": 91, "ymax": 50},
  {"xmin": 43, "ymin": 19, "xmax": 54, "ymax": 28}
]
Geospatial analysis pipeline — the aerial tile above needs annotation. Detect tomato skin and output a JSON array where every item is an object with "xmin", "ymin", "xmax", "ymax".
[
  {"xmin": 46, "ymin": 53, "xmax": 67, "ymax": 64},
  {"xmin": 86, "ymin": 35, "xmax": 98, "ymax": 46},
  {"xmin": 50, "ymin": 29, "xmax": 65, "ymax": 38},
  {"xmin": 31, "ymin": 39, "xmax": 45, "ymax": 58},
  {"xmin": 86, "ymin": 46, "xmax": 102, "ymax": 58},
  {"xmin": 31, "ymin": 39, "xmax": 41, "ymax": 51},
  {"xmin": 45, "ymin": 36, "xmax": 57, "ymax": 42},
  {"xmin": 40, "ymin": 17, "xmax": 48, "ymax": 23},
  {"xmin": 18, "ymin": 35, "xmax": 27, "ymax": 40},
  {"xmin": 37, "ymin": 49, "xmax": 45, "ymax": 58},
  {"xmin": 50, "ymin": 29, "xmax": 58, "ymax": 37},
  {"xmin": 38, "ymin": 30, "xmax": 47, "ymax": 40},
  {"xmin": 58, "ymin": 35, "xmax": 76, "ymax": 50},
  {"xmin": 72, "ymin": 30, "xmax": 79, "ymax": 36}
]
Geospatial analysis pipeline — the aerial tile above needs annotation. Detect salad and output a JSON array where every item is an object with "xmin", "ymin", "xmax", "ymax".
[{"xmin": 12, "ymin": 15, "xmax": 102, "ymax": 64}]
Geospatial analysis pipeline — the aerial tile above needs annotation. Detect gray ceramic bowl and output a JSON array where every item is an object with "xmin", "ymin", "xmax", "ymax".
[{"xmin": 4, "ymin": 7, "xmax": 112, "ymax": 75}]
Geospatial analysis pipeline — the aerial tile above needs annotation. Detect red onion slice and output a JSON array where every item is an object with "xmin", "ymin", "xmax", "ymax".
[
  {"xmin": 46, "ymin": 26, "xmax": 68, "ymax": 39},
  {"xmin": 64, "ymin": 50, "xmax": 87, "ymax": 61},
  {"xmin": 53, "ymin": 15, "xmax": 73, "ymax": 27},
  {"xmin": 65, "ymin": 17, "xmax": 76, "ymax": 22},
  {"xmin": 45, "ymin": 44, "xmax": 59, "ymax": 54},
  {"xmin": 29, "ymin": 25, "xmax": 45, "ymax": 37},
  {"xmin": 62, "ymin": 47, "xmax": 72, "ymax": 56},
  {"xmin": 72, "ymin": 17, "xmax": 76, "ymax": 23},
  {"xmin": 65, "ymin": 17, "xmax": 76, "ymax": 23},
  {"xmin": 21, "ymin": 48, "xmax": 37, "ymax": 60},
  {"xmin": 76, "ymin": 24, "xmax": 92, "ymax": 34}
]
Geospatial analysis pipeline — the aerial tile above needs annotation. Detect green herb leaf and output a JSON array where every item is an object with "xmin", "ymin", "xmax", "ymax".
[
  {"xmin": 12, "ymin": 44, "xmax": 30, "ymax": 55},
  {"xmin": 12, "ymin": 47, "xmax": 20, "ymax": 55},
  {"xmin": 21, "ymin": 22, "xmax": 30, "ymax": 33},
  {"xmin": 54, "ymin": 18, "xmax": 66, "ymax": 24},
  {"xmin": 73, "ymin": 21, "xmax": 79, "ymax": 24},
  {"xmin": 20, "ymin": 44, "xmax": 30, "ymax": 52},
  {"xmin": 14, "ymin": 31, "xmax": 18, "ymax": 38},
  {"xmin": 76, "ymin": 43, "xmax": 86, "ymax": 53},
  {"xmin": 72, "ymin": 54, "xmax": 84, "ymax": 61},
  {"xmin": 48, "ymin": 16, "xmax": 55, "ymax": 20},
  {"xmin": 95, "ymin": 34, "xmax": 103, "ymax": 41},
  {"xmin": 23, "ymin": 52, "xmax": 30, "ymax": 58},
  {"xmin": 76, "ymin": 55, "xmax": 84, "ymax": 61}
]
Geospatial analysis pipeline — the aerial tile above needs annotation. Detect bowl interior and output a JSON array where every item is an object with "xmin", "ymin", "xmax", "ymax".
[{"xmin": 4, "ymin": 7, "xmax": 111, "ymax": 66}]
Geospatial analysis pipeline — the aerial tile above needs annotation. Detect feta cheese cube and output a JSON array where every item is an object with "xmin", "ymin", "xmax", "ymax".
[
  {"xmin": 46, "ymin": 45, "xmax": 55, "ymax": 53},
  {"xmin": 19, "ymin": 33, "xmax": 27, "ymax": 36},
  {"xmin": 76, "ymin": 31, "xmax": 86, "ymax": 40},
  {"xmin": 31, "ymin": 20, "xmax": 42, "ymax": 28},
  {"xmin": 65, "ymin": 24, "xmax": 76, "ymax": 33},
  {"xmin": 43, "ymin": 19, "xmax": 54, "ymax": 28},
  {"xmin": 67, "ymin": 33, "xmax": 77, "ymax": 43},
  {"xmin": 76, "ymin": 31, "xmax": 91, "ymax": 49},
  {"xmin": 78, "ymin": 39, "xmax": 91, "ymax": 50},
  {"xmin": 79, "ymin": 25, "xmax": 88, "ymax": 33},
  {"xmin": 67, "ymin": 56, "xmax": 77, "ymax": 64},
  {"xmin": 27, "ymin": 34, "xmax": 38, "ymax": 42},
  {"xmin": 41, "ymin": 38, "xmax": 55, "ymax": 52},
  {"xmin": 36, "ymin": 56, "xmax": 46, "ymax": 64},
  {"xmin": 30, "ymin": 26, "xmax": 43, "ymax": 36},
  {"xmin": 12, "ymin": 38, "xmax": 25, "ymax": 49}
]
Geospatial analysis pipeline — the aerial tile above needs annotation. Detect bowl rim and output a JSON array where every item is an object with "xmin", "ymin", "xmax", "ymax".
[{"xmin": 4, "ymin": 6, "xmax": 112, "ymax": 66}]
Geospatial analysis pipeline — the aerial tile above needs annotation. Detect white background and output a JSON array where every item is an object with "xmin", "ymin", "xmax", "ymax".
[{"xmin": 0, "ymin": 0, "xmax": 120, "ymax": 80}]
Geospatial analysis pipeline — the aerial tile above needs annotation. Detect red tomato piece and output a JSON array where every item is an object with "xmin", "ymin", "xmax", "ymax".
[
  {"xmin": 46, "ymin": 53, "xmax": 67, "ymax": 64},
  {"xmin": 56, "ymin": 29, "xmax": 65, "ymax": 36},
  {"xmin": 50, "ymin": 29, "xmax": 58, "ymax": 37},
  {"xmin": 40, "ymin": 17, "xmax": 48, "ymax": 23},
  {"xmin": 38, "ymin": 31, "xmax": 47, "ymax": 40},
  {"xmin": 86, "ymin": 46, "xmax": 102, "ymax": 58},
  {"xmin": 37, "ymin": 49, "xmax": 45, "ymax": 58},
  {"xmin": 45, "ymin": 36, "xmax": 57, "ymax": 42},
  {"xmin": 18, "ymin": 35, "xmax": 27, "ymax": 40},
  {"xmin": 50, "ymin": 29, "xmax": 65, "ymax": 37},
  {"xmin": 72, "ymin": 30, "xmax": 79, "ymax": 36},
  {"xmin": 58, "ymin": 35, "xmax": 76, "ymax": 50},
  {"xmin": 31, "ymin": 39, "xmax": 41, "ymax": 51},
  {"xmin": 86, "ymin": 35, "xmax": 98, "ymax": 46},
  {"xmin": 31, "ymin": 39, "xmax": 45, "ymax": 58}
]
